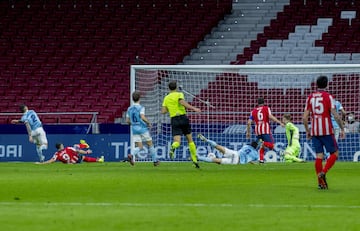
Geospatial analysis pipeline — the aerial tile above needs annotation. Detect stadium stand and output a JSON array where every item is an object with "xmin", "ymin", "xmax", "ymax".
[
  {"xmin": 0, "ymin": 0, "xmax": 232, "ymax": 123},
  {"xmin": 188, "ymin": 0, "xmax": 360, "ymax": 122},
  {"xmin": 1, "ymin": 0, "xmax": 359, "ymax": 125},
  {"xmin": 183, "ymin": 0, "xmax": 290, "ymax": 64},
  {"xmin": 234, "ymin": 0, "xmax": 360, "ymax": 65}
]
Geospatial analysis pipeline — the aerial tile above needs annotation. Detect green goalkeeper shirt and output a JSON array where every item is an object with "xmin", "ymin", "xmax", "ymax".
[{"xmin": 285, "ymin": 122, "xmax": 300, "ymax": 147}]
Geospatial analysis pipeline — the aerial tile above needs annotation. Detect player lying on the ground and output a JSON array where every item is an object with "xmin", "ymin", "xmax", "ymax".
[
  {"xmin": 36, "ymin": 140, "xmax": 104, "ymax": 164},
  {"xmin": 197, "ymin": 134, "xmax": 259, "ymax": 164}
]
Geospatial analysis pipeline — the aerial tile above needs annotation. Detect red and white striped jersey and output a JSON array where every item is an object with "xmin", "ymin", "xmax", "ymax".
[
  {"xmin": 250, "ymin": 105, "xmax": 272, "ymax": 135},
  {"xmin": 305, "ymin": 90, "xmax": 335, "ymax": 136},
  {"xmin": 52, "ymin": 147, "xmax": 80, "ymax": 164}
]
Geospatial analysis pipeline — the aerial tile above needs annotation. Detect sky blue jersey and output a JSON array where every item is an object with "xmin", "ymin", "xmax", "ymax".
[
  {"xmin": 20, "ymin": 110, "xmax": 42, "ymax": 131},
  {"xmin": 331, "ymin": 100, "xmax": 343, "ymax": 129},
  {"xmin": 126, "ymin": 104, "xmax": 148, "ymax": 135},
  {"xmin": 238, "ymin": 144, "xmax": 258, "ymax": 164}
]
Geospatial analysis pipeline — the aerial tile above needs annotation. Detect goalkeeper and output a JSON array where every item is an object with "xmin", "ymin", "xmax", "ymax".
[
  {"xmin": 281, "ymin": 114, "xmax": 305, "ymax": 163},
  {"xmin": 197, "ymin": 134, "xmax": 259, "ymax": 165}
]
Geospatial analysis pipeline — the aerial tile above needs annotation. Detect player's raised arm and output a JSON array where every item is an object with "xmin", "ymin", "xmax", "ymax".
[
  {"xmin": 179, "ymin": 99, "xmax": 201, "ymax": 112},
  {"xmin": 269, "ymin": 114, "xmax": 284, "ymax": 127},
  {"xmin": 35, "ymin": 157, "xmax": 56, "ymax": 165},
  {"xmin": 161, "ymin": 106, "xmax": 168, "ymax": 114},
  {"xmin": 11, "ymin": 119, "xmax": 22, "ymax": 124}
]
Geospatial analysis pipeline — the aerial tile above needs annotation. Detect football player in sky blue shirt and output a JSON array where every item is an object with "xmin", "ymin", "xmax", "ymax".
[
  {"xmin": 126, "ymin": 91, "xmax": 159, "ymax": 166},
  {"xmin": 197, "ymin": 134, "xmax": 259, "ymax": 164},
  {"xmin": 331, "ymin": 100, "xmax": 346, "ymax": 140},
  {"xmin": 11, "ymin": 104, "xmax": 48, "ymax": 162},
  {"xmin": 325, "ymin": 99, "xmax": 346, "ymax": 158}
]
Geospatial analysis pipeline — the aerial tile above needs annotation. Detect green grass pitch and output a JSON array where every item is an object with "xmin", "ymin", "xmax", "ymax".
[{"xmin": 0, "ymin": 161, "xmax": 359, "ymax": 231}]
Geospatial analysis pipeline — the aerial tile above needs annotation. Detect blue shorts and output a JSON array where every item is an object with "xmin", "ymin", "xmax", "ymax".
[
  {"xmin": 312, "ymin": 135, "xmax": 338, "ymax": 154},
  {"xmin": 257, "ymin": 134, "xmax": 274, "ymax": 143}
]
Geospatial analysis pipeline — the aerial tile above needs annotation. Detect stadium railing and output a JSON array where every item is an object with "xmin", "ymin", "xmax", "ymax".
[{"xmin": 0, "ymin": 112, "xmax": 99, "ymax": 134}]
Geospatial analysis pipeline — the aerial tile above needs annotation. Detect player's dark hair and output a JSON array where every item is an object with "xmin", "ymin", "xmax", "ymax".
[
  {"xmin": 250, "ymin": 141, "xmax": 258, "ymax": 149},
  {"xmin": 257, "ymin": 97, "xmax": 265, "ymax": 105},
  {"xmin": 132, "ymin": 91, "xmax": 141, "ymax": 102},
  {"xmin": 316, "ymin": 75, "xmax": 328, "ymax": 89},
  {"xmin": 283, "ymin": 114, "xmax": 292, "ymax": 121},
  {"xmin": 19, "ymin": 104, "xmax": 27, "ymax": 113},
  {"xmin": 55, "ymin": 143, "xmax": 63, "ymax": 149},
  {"xmin": 168, "ymin": 80, "xmax": 177, "ymax": 90}
]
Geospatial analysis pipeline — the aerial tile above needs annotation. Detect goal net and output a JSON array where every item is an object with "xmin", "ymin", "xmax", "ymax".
[{"xmin": 130, "ymin": 64, "xmax": 360, "ymax": 162}]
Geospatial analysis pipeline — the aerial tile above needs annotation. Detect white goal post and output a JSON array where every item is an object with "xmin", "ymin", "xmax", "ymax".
[{"xmin": 130, "ymin": 64, "xmax": 360, "ymax": 162}]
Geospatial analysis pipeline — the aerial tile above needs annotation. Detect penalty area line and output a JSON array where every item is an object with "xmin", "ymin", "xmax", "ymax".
[{"xmin": 0, "ymin": 202, "xmax": 360, "ymax": 209}]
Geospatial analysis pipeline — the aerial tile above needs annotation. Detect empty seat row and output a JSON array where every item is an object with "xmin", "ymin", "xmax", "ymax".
[
  {"xmin": 232, "ymin": 1, "xmax": 360, "ymax": 64},
  {"xmin": 0, "ymin": 0, "xmax": 233, "ymax": 123}
]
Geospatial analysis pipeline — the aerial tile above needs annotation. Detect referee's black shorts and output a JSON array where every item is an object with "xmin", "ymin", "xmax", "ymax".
[{"xmin": 170, "ymin": 115, "xmax": 192, "ymax": 136}]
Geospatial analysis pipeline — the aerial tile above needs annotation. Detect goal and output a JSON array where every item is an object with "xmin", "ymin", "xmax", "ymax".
[{"xmin": 130, "ymin": 64, "xmax": 360, "ymax": 162}]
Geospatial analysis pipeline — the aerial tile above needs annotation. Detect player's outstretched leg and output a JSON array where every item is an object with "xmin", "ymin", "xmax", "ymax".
[
  {"xmin": 197, "ymin": 134, "xmax": 217, "ymax": 148},
  {"xmin": 284, "ymin": 154, "xmax": 305, "ymax": 163},
  {"xmin": 197, "ymin": 155, "xmax": 214, "ymax": 163},
  {"xmin": 197, "ymin": 133, "xmax": 207, "ymax": 142},
  {"xmin": 97, "ymin": 156, "xmax": 105, "ymax": 163}
]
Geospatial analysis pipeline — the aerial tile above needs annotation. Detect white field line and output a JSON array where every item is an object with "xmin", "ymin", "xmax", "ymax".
[{"xmin": 0, "ymin": 202, "xmax": 359, "ymax": 209}]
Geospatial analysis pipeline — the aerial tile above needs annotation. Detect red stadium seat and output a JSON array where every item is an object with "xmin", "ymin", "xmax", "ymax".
[{"xmin": 0, "ymin": 0, "xmax": 233, "ymax": 123}]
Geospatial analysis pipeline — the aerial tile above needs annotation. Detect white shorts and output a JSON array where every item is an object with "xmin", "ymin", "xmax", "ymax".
[
  {"xmin": 220, "ymin": 148, "xmax": 239, "ymax": 165},
  {"xmin": 133, "ymin": 131, "xmax": 152, "ymax": 143},
  {"xmin": 31, "ymin": 127, "xmax": 48, "ymax": 146}
]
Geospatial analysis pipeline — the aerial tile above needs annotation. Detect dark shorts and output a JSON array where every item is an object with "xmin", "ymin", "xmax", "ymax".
[
  {"xmin": 312, "ymin": 135, "xmax": 338, "ymax": 154},
  {"xmin": 257, "ymin": 134, "xmax": 274, "ymax": 143},
  {"xmin": 171, "ymin": 115, "xmax": 192, "ymax": 136},
  {"xmin": 76, "ymin": 154, "xmax": 84, "ymax": 163}
]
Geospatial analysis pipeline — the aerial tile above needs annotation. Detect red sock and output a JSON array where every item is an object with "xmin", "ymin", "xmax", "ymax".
[
  {"xmin": 259, "ymin": 148, "xmax": 264, "ymax": 161},
  {"xmin": 323, "ymin": 154, "xmax": 337, "ymax": 174},
  {"xmin": 263, "ymin": 142, "xmax": 274, "ymax": 149},
  {"xmin": 315, "ymin": 158, "xmax": 323, "ymax": 184},
  {"xmin": 83, "ymin": 156, "xmax": 97, "ymax": 162},
  {"xmin": 315, "ymin": 158, "xmax": 323, "ymax": 174}
]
